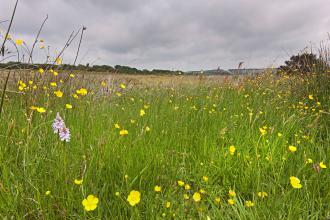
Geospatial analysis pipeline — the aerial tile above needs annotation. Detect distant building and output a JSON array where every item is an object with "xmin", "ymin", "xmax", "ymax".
[
  {"xmin": 227, "ymin": 68, "xmax": 277, "ymax": 75},
  {"xmin": 185, "ymin": 68, "xmax": 232, "ymax": 75}
]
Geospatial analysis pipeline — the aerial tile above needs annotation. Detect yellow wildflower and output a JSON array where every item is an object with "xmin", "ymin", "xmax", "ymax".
[
  {"xmin": 202, "ymin": 176, "xmax": 209, "ymax": 182},
  {"xmin": 76, "ymin": 88, "xmax": 87, "ymax": 96},
  {"xmin": 290, "ymin": 176, "xmax": 302, "ymax": 189},
  {"xmin": 259, "ymin": 127, "xmax": 267, "ymax": 136},
  {"xmin": 55, "ymin": 57, "xmax": 62, "ymax": 65},
  {"xmin": 177, "ymin": 180, "xmax": 185, "ymax": 186},
  {"xmin": 54, "ymin": 90, "xmax": 63, "ymax": 98},
  {"xmin": 127, "ymin": 190, "xmax": 141, "ymax": 206},
  {"xmin": 319, "ymin": 162, "xmax": 327, "ymax": 169},
  {"xmin": 288, "ymin": 145, "xmax": 297, "ymax": 153},
  {"xmin": 229, "ymin": 145, "xmax": 236, "ymax": 155},
  {"xmin": 228, "ymin": 198, "xmax": 235, "ymax": 205},
  {"xmin": 65, "ymin": 104, "xmax": 72, "ymax": 109},
  {"xmin": 119, "ymin": 129, "xmax": 128, "ymax": 136},
  {"xmin": 36, "ymin": 107, "xmax": 46, "ymax": 113},
  {"xmin": 140, "ymin": 109, "xmax": 146, "ymax": 117},
  {"xmin": 154, "ymin": 185, "xmax": 161, "ymax": 192},
  {"xmin": 82, "ymin": 195, "xmax": 99, "ymax": 211},
  {"xmin": 193, "ymin": 192, "xmax": 201, "ymax": 202},
  {"xmin": 15, "ymin": 39, "xmax": 23, "ymax": 45},
  {"xmin": 39, "ymin": 68, "xmax": 44, "ymax": 74},
  {"xmin": 74, "ymin": 179, "xmax": 83, "ymax": 185},
  {"xmin": 228, "ymin": 190, "xmax": 236, "ymax": 197},
  {"xmin": 257, "ymin": 191, "xmax": 268, "ymax": 198},
  {"xmin": 306, "ymin": 158, "xmax": 313, "ymax": 164},
  {"xmin": 245, "ymin": 200, "xmax": 254, "ymax": 207}
]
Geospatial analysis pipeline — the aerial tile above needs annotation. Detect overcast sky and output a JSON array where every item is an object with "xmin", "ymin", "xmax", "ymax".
[{"xmin": 1, "ymin": 0, "xmax": 329, "ymax": 71}]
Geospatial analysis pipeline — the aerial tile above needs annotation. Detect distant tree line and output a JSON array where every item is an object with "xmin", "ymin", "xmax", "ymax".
[
  {"xmin": 279, "ymin": 53, "xmax": 329, "ymax": 75},
  {"xmin": 0, "ymin": 62, "xmax": 184, "ymax": 75}
]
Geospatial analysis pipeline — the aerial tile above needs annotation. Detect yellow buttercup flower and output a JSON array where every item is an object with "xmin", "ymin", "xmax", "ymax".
[
  {"xmin": 192, "ymin": 192, "xmax": 201, "ymax": 202},
  {"xmin": 288, "ymin": 145, "xmax": 297, "ymax": 153},
  {"xmin": 215, "ymin": 197, "xmax": 221, "ymax": 204},
  {"xmin": 15, "ymin": 39, "xmax": 23, "ymax": 45},
  {"xmin": 319, "ymin": 162, "xmax": 327, "ymax": 169},
  {"xmin": 50, "ymin": 82, "xmax": 57, "ymax": 87},
  {"xmin": 154, "ymin": 185, "xmax": 161, "ymax": 192},
  {"xmin": 54, "ymin": 90, "xmax": 63, "ymax": 98},
  {"xmin": 308, "ymin": 95, "xmax": 314, "ymax": 100},
  {"xmin": 127, "ymin": 190, "xmax": 141, "ymax": 206},
  {"xmin": 257, "ymin": 191, "xmax": 268, "ymax": 198},
  {"xmin": 165, "ymin": 201, "xmax": 171, "ymax": 208},
  {"xmin": 140, "ymin": 109, "xmax": 146, "ymax": 117},
  {"xmin": 119, "ymin": 129, "xmax": 128, "ymax": 136},
  {"xmin": 184, "ymin": 184, "xmax": 191, "ymax": 190},
  {"xmin": 229, "ymin": 146, "xmax": 236, "ymax": 155},
  {"xmin": 306, "ymin": 158, "xmax": 313, "ymax": 164},
  {"xmin": 290, "ymin": 176, "xmax": 302, "ymax": 189},
  {"xmin": 55, "ymin": 57, "xmax": 62, "ymax": 65},
  {"xmin": 82, "ymin": 195, "xmax": 99, "ymax": 211},
  {"xmin": 228, "ymin": 198, "xmax": 235, "ymax": 205},
  {"xmin": 120, "ymin": 83, "xmax": 126, "ymax": 89},
  {"xmin": 202, "ymin": 176, "xmax": 209, "ymax": 182},
  {"xmin": 45, "ymin": 190, "xmax": 51, "ymax": 196},
  {"xmin": 39, "ymin": 68, "xmax": 44, "ymax": 74},
  {"xmin": 228, "ymin": 190, "xmax": 236, "ymax": 197},
  {"xmin": 65, "ymin": 104, "xmax": 72, "ymax": 109},
  {"xmin": 74, "ymin": 179, "xmax": 83, "ymax": 185},
  {"xmin": 76, "ymin": 88, "xmax": 87, "ymax": 96},
  {"xmin": 36, "ymin": 107, "xmax": 46, "ymax": 113},
  {"xmin": 245, "ymin": 200, "xmax": 255, "ymax": 207},
  {"xmin": 114, "ymin": 123, "xmax": 120, "ymax": 129},
  {"xmin": 259, "ymin": 127, "xmax": 267, "ymax": 136},
  {"xmin": 177, "ymin": 180, "xmax": 185, "ymax": 186}
]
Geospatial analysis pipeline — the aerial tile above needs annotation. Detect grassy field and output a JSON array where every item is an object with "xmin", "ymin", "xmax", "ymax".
[{"xmin": 0, "ymin": 70, "xmax": 329, "ymax": 219}]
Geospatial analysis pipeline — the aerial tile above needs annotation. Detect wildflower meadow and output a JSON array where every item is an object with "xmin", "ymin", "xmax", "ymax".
[{"xmin": 0, "ymin": 3, "xmax": 330, "ymax": 219}]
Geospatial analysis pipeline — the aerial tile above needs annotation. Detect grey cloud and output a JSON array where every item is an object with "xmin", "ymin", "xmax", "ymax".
[{"xmin": 0, "ymin": 0, "xmax": 329, "ymax": 70}]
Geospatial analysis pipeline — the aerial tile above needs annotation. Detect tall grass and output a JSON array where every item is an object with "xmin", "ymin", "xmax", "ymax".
[
  {"xmin": 0, "ymin": 69, "xmax": 329, "ymax": 219},
  {"xmin": 0, "ymin": 6, "xmax": 329, "ymax": 218}
]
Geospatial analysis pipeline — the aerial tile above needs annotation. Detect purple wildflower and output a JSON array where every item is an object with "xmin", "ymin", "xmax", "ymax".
[
  {"xmin": 59, "ymin": 127, "xmax": 71, "ymax": 142},
  {"xmin": 53, "ymin": 112, "xmax": 65, "ymax": 134},
  {"xmin": 52, "ymin": 112, "xmax": 70, "ymax": 142}
]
